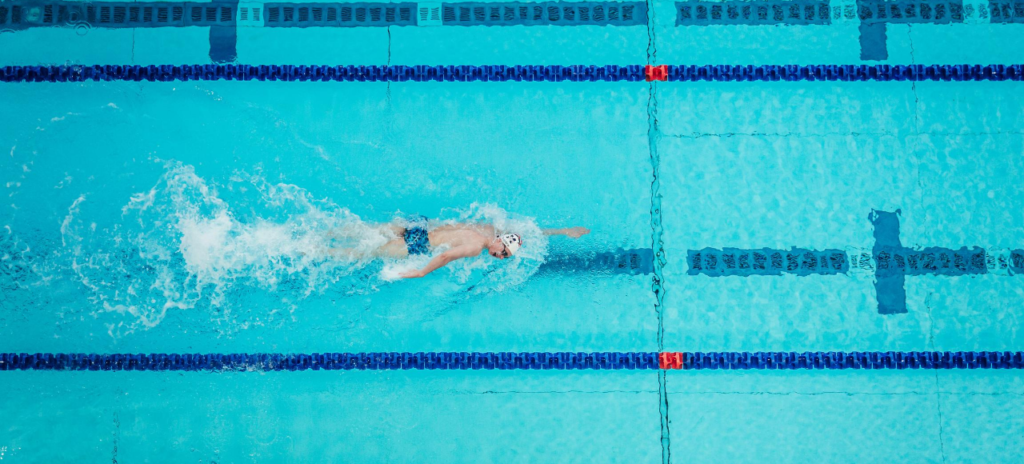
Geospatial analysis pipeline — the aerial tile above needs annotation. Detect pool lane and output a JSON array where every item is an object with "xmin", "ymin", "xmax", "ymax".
[
  {"xmin": 666, "ymin": 369, "xmax": 1024, "ymax": 463},
  {"xmin": 6, "ymin": 0, "xmax": 1024, "ymax": 65},
  {"xmin": 0, "ymin": 370, "xmax": 662, "ymax": 462},
  {"xmin": 2, "ymin": 77, "xmax": 1023, "ymax": 354},
  {"xmin": 3, "ymin": 0, "xmax": 1024, "ymax": 65},
  {"xmin": 657, "ymin": 80, "xmax": 1024, "ymax": 352},
  {"xmin": 1, "ymin": 369, "xmax": 1022, "ymax": 462},
  {"xmin": 0, "ymin": 81, "xmax": 657, "ymax": 354}
]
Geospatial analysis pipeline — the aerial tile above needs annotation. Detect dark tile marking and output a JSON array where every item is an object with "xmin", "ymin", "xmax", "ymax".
[
  {"xmin": 676, "ymin": 0, "xmax": 831, "ymax": 25},
  {"xmin": 870, "ymin": 209, "xmax": 907, "ymax": 314},
  {"xmin": 687, "ymin": 247, "xmax": 848, "ymax": 276},
  {"xmin": 538, "ymin": 248, "xmax": 654, "ymax": 275}
]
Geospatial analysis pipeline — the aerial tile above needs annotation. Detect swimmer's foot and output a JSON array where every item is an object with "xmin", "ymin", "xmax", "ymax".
[
  {"xmin": 565, "ymin": 227, "xmax": 591, "ymax": 238},
  {"xmin": 322, "ymin": 247, "xmax": 363, "ymax": 260},
  {"xmin": 299, "ymin": 247, "xmax": 336, "ymax": 259}
]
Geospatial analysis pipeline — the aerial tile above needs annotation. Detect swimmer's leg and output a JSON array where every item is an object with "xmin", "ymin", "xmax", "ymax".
[
  {"xmin": 321, "ymin": 238, "xmax": 408, "ymax": 260},
  {"xmin": 320, "ymin": 247, "xmax": 364, "ymax": 260},
  {"xmin": 374, "ymin": 238, "xmax": 410, "ymax": 259},
  {"xmin": 325, "ymin": 222, "xmax": 404, "ymax": 240}
]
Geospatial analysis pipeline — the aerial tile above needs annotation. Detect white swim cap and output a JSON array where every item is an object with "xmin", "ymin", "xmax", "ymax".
[{"xmin": 500, "ymin": 233, "xmax": 522, "ymax": 255}]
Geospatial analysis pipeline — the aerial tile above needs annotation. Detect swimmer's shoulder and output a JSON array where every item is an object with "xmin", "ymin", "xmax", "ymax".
[{"xmin": 470, "ymin": 225, "xmax": 496, "ymax": 241}]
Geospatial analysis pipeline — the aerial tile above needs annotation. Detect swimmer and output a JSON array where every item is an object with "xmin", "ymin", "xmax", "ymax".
[{"xmin": 321, "ymin": 217, "xmax": 589, "ymax": 279}]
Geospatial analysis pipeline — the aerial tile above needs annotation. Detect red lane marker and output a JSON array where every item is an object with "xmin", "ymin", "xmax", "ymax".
[
  {"xmin": 645, "ymin": 65, "xmax": 668, "ymax": 81},
  {"xmin": 659, "ymin": 352, "xmax": 684, "ymax": 369}
]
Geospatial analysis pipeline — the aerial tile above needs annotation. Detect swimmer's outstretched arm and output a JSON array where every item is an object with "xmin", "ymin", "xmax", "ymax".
[
  {"xmin": 399, "ymin": 245, "xmax": 481, "ymax": 279},
  {"xmin": 542, "ymin": 226, "xmax": 590, "ymax": 238}
]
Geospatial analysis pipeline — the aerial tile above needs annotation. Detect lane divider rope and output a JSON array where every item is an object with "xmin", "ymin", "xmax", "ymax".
[
  {"xmin": 2, "ymin": 64, "xmax": 1023, "ymax": 82},
  {"xmin": 2, "ymin": 351, "xmax": 1023, "ymax": 371}
]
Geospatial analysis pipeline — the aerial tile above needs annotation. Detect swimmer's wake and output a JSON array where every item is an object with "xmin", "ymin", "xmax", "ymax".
[{"xmin": 56, "ymin": 162, "xmax": 586, "ymax": 334}]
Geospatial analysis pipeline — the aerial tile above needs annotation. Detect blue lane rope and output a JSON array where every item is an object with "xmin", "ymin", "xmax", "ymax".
[
  {"xmin": 1, "ymin": 64, "xmax": 1023, "ymax": 82},
  {"xmin": 2, "ymin": 351, "xmax": 1023, "ymax": 371}
]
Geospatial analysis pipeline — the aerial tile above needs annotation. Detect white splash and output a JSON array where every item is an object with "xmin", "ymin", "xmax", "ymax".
[
  {"xmin": 61, "ymin": 195, "xmax": 86, "ymax": 247},
  {"xmin": 59, "ymin": 162, "xmax": 391, "ymax": 334},
  {"xmin": 57, "ymin": 163, "xmax": 549, "ymax": 335}
]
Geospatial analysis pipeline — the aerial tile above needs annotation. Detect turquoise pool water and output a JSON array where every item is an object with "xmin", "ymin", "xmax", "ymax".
[{"xmin": 2, "ymin": 2, "xmax": 1024, "ymax": 462}]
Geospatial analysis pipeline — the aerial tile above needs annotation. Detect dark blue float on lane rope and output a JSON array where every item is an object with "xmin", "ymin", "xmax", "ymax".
[
  {"xmin": 2, "ymin": 64, "xmax": 1023, "ymax": 82},
  {"xmin": 1, "ymin": 351, "xmax": 1023, "ymax": 371}
]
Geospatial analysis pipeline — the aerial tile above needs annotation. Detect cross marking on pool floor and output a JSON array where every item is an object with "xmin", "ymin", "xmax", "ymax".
[{"xmin": 542, "ymin": 209, "xmax": 1023, "ymax": 314}]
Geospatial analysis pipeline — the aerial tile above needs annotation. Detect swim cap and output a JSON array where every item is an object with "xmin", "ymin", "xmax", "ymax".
[{"xmin": 500, "ymin": 233, "xmax": 522, "ymax": 255}]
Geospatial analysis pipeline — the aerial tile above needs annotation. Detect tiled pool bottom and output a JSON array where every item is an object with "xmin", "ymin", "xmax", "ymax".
[
  {"xmin": 2, "ymin": 369, "xmax": 1022, "ymax": 462},
  {"xmin": 2, "ymin": 53, "xmax": 1023, "ymax": 463}
]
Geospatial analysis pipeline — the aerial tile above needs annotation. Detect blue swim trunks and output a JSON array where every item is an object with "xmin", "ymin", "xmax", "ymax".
[{"xmin": 403, "ymin": 216, "xmax": 431, "ymax": 255}]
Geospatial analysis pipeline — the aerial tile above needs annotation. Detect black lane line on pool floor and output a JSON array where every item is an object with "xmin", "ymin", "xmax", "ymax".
[
  {"xmin": 539, "ymin": 210, "xmax": 1023, "ymax": 316},
  {"xmin": 644, "ymin": 3, "xmax": 671, "ymax": 460}
]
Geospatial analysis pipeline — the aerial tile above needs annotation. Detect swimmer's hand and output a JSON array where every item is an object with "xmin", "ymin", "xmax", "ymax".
[
  {"xmin": 543, "ymin": 227, "xmax": 591, "ymax": 238},
  {"xmin": 399, "ymin": 269, "xmax": 426, "ymax": 279}
]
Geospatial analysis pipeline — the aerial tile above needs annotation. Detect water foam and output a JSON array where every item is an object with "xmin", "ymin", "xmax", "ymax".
[{"xmin": 59, "ymin": 163, "xmax": 388, "ymax": 335}]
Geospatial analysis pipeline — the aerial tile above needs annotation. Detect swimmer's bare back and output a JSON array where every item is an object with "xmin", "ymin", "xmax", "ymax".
[
  {"xmin": 323, "ymin": 221, "xmax": 497, "ymax": 261},
  {"xmin": 425, "ymin": 223, "xmax": 496, "ymax": 249}
]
